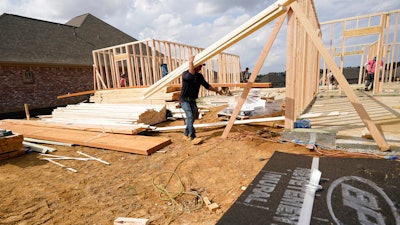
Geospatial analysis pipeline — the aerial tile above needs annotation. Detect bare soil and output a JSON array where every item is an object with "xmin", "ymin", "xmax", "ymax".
[{"xmin": 0, "ymin": 106, "xmax": 349, "ymax": 225}]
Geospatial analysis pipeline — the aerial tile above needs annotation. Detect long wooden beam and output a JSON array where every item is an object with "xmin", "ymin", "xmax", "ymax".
[
  {"xmin": 343, "ymin": 26, "xmax": 381, "ymax": 38},
  {"xmin": 334, "ymin": 50, "xmax": 364, "ymax": 56},
  {"xmin": 166, "ymin": 83, "xmax": 272, "ymax": 88},
  {"xmin": 290, "ymin": 2, "xmax": 390, "ymax": 151},
  {"xmin": 57, "ymin": 90, "xmax": 96, "ymax": 99},
  {"xmin": 221, "ymin": 13, "xmax": 287, "ymax": 139},
  {"xmin": 142, "ymin": 0, "xmax": 295, "ymax": 99},
  {"xmin": 320, "ymin": 9, "xmax": 400, "ymax": 25}
]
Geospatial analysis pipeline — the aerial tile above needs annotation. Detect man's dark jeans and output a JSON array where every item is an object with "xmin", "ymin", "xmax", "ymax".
[{"xmin": 181, "ymin": 100, "xmax": 198, "ymax": 140}]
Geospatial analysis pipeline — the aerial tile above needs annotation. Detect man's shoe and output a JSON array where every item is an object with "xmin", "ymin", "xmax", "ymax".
[
  {"xmin": 364, "ymin": 88, "xmax": 369, "ymax": 91},
  {"xmin": 182, "ymin": 135, "xmax": 190, "ymax": 141},
  {"xmin": 191, "ymin": 137, "xmax": 203, "ymax": 145}
]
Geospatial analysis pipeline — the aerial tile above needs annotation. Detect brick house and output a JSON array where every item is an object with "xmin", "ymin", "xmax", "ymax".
[{"xmin": 0, "ymin": 13, "xmax": 136, "ymax": 119}]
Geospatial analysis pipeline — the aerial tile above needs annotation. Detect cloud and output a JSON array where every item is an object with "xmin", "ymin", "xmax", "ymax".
[{"xmin": 1, "ymin": 0, "xmax": 399, "ymax": 73}]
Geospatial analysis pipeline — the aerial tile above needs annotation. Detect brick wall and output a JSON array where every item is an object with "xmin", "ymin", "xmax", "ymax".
[{"xmin": 0, "ymin": 64, "xmax": 93, "ymax": 114}]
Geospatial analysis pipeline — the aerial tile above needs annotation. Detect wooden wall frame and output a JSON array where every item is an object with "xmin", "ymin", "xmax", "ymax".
[
  {"xmin": 92, "ymin": 39, "xmax": 241, "ymax": 97},
  {"xmin": 320, "ymin": 9, "xmax": 400, "ymax": 94}
]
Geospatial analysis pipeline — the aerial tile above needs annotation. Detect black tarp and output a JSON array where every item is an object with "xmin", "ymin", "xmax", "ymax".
[{"xmin": 217, "ymin": 151, "xmax": 400, "ymax": 225}]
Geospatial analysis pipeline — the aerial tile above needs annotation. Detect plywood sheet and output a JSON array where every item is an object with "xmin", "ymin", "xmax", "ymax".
[{"xmin": 0, "ymin": 122, "xmax": 171, "ymax": 155}]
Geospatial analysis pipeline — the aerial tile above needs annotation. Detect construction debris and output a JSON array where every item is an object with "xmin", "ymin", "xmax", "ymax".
[
  {"xmin": 39, "ymin": 151, "xmax": 110, "ymax": 172},
  {"xmin": 203, "ymin": 197, "xmax": 220, "ymax": 212},
  {"xmin": 23, "ymin": 141, "xmax": 56, "ymax": 153},
  {"xmin": 114, "ymin": 217, "xmax": 149, "ymax": 225}
]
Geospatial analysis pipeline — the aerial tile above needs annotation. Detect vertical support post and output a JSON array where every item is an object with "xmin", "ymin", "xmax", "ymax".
[
  {"xmin": 221, "ymin": 13, "xmax": 287, "ymax": 138},
  {"xmin": 285, "ymin": 8, "xmax": 296, "ymax": 129},
  {"xmin": 24, "ymin": 103, "xmax": 30, "ymax": 120},
  {"xmin": 373, "ymin": 15, "xmax": 386, "ymax": 94}
]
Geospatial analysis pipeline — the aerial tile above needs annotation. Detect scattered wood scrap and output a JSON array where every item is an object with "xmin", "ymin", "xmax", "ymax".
[
  {"xmin": 203, "ymin": 197, "xmax": 220, "ymax": 212},
  {"xmin": 114, "ymin": 217, "xmax": 149, "ymax": 225},
  {"xmin": 361, "ymin": 129, "xmax": 373, "ymax": 139},
  {"xmin": 39, "ymin": 151, "xmax": 110, "ymax": 173},
  {"xmin": 23, "ymin": 141, "xmax": 56, "ymax": 153}
]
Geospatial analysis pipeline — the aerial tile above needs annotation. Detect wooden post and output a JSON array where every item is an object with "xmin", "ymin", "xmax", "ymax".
[
  {"xmin": 389, "ymin": 13, "xmax": 399, "ymax": 85},
  {"xmin": 221, "ymin": 13, "xmax": 287, "ymax": 138},
  {"xmin": 285, "ymin": 8, "xmax": 296, "ymax": 129},
  {"xmin": 24, "ymin": 103, "xmax": 30, "ymax": 120},
  {"xmin": 373, "ymin": 14, "xmax": 386, "ymax": 94},
  {"xmin": 358, "ymin": 46, "xmax": 365, "ymax": 85}
]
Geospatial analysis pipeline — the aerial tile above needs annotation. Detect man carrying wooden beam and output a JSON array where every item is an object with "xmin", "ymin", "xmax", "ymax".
[{"xmin": 180, "ymin": 55, "xmax": 221, "ymax": 145}]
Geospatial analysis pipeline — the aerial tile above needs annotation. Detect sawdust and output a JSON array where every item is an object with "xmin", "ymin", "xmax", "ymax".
[{"xmin": 0, "ymin": 106, "xmax": 356, "ymax": 225}]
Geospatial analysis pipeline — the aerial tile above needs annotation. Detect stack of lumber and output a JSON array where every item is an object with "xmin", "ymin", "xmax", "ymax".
[
  {"xmin": 0, "ymin": 120, "xmax": 170, "ymax": 155},
  {"xmin": 90, "ymin": 87, "xmax": 180, "ymax": 104},
  {"xmin": 44, "ymin": 103, "xmax": 167, "ymax": 126},
  {"xmin": 0, "ymin": 130, "xmax": 26, "ymax": 160}
]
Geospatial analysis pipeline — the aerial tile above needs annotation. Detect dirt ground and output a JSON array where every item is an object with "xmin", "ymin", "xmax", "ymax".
[{"xmin": 0, "ymin": 105, "xmax": 381, "ymax": 225}]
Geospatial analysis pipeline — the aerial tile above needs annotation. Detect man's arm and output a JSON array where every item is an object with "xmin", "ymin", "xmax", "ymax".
[{"xmin": 189, "ymin": 55, "xmax": 195, "ymax": 74}]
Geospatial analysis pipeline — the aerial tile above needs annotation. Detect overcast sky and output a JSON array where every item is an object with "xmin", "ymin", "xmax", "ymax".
[{"xmin": 1, "ymin": 0, "xmax": 399, "ymax": 73}]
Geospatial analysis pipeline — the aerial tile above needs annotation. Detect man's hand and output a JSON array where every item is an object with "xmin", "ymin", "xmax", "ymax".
[
  {"xmin": 189, "ymin": 55, "xmax": 195, "ymax": 74},
  {"xmin": 214, "ymin": 87, "xmax": 223, "ymax": 95}
]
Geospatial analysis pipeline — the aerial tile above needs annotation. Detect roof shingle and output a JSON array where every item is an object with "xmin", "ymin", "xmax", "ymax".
[{"xmin": 0, "ymin": 13, "xmax": 137, "ymax": 66}]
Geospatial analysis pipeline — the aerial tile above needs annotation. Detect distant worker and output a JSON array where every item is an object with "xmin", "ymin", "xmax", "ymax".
[
  {"xmin": 327, "ymin": 71, "xmax": 338, "ymax": 89},
  {"xmin": 161, "ymin": 63, "xmax": 169, "ymax": 77},
  {"xmin": 241, "ymin": 67, "xmax": 251, "ymax": 82},
  {"xmin": 120, "ymin": 73, "xmax": 127, "ymax": 87},
  {"xmin": 364, "ymin": 56, "xmax": 383, "ymax": 91},
  {"xmin": 180, "ymin": 55, "xmax": 221, "ymax": 145},
  {"xmin": 138, "ymin": 68, "xmax": 143, "ymax": 86}
]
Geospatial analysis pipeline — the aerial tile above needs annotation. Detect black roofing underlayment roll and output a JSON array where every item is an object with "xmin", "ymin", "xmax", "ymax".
[{"xmin": 217, "ymin": 151, "xmax": 400, "ymax": 225}]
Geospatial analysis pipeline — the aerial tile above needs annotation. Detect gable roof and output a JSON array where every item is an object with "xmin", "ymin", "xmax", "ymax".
[{"xmin": 0, "ymin": 13, "xmax": 137, "ymax": 66}]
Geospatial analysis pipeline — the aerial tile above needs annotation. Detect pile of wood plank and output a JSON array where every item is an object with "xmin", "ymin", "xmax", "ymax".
[
  {"xmin": 45, "ymin": 103, "xmax": 167, "ymax": 126},
  {"xmin": 0, "ymin": 120, "xmax": 171, "ymax": 155},
  {"xmin": 0, "ymin": 88, "xmax": 186, "ymax": 156},
  {"xmin": 89, "ymin": 87, "xmax": 180, "ymax": 104}
]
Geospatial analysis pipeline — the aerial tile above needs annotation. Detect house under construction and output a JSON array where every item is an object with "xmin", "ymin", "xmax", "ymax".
[{"xmin": 90, "ymin": 1, "xmax": 399, "ymax": 151}]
